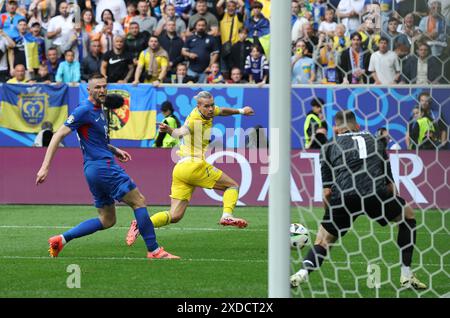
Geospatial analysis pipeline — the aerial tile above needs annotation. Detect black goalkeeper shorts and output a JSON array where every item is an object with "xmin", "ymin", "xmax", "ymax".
[{"xmin": 321, "ymin": 194, "xmax": 406, "ymax": 237}]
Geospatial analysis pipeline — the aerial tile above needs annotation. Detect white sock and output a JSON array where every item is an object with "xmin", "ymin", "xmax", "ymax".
[
  {"xmin": 151, "ymin": 247, "xmax": 160, "ymax": 254},
  {"xmin": 401, "ymin": 265, "xmax": 412, "ymax": 278},
  {"xmin": 60, "ymin": 235, "xmax": 67, "ymax": 245},
  {"xmin": 298, "ymin": 269, "xmax": 309, "ymax": 279},
  {"xmin": 221, "ymin": 212, "xmax": 232, "ymax": 219}
]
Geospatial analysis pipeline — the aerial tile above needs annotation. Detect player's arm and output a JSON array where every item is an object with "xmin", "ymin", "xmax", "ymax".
[
  {"xmin": 380, "ymin": 141, "xmax": 397, "ymax": 195},
  {"xmin": 35, "ymin": 125, "xmax": 72, "ymax": 185},
  {"xmin": 320, "ymin": 145, "xmax": 333, "ymax": 209},
  {"xmin": 108, "ymin": 144, "xmax": 132, "ymax": 163},
  {"xmin": 160, "ymin": 122, "xmax": 190, "ymax": 139},
  {"xmin": 218, "ymin": 106, "xmax": 255, "ymax": 116}
]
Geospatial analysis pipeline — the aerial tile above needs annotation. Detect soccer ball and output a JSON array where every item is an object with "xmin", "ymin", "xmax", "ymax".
[{"xmin": 290, "ymin": 223, "xmax": 309, "ymax": 249}]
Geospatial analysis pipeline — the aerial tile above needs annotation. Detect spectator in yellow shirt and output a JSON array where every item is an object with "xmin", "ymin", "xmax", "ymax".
[{"xmin": 133, "ymin": 35, "xmax": 169, "ymax": 85}]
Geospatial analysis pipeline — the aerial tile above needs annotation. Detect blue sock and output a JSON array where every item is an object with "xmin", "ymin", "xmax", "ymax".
[
  {"xmin": 134, "ymin": 207, "xmax": 159, "ymax": 252},
  {"xmin": 62, "ymin": 218, "xmax": 104, "ymax": 243}
]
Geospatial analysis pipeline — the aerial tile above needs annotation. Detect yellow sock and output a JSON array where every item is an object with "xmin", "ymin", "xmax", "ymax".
[
  {"xmin": 150, "ymin": 211, "xmax": 171, "ymax": 228},
  {"xmin": 223, "ymin": 187, "xmax": 239, "ymax": 214}
]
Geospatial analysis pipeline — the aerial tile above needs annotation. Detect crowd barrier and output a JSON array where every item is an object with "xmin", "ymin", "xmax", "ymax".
[
  {"xmin": 1, "ymin": 148, "xmax": 448, "ymax": 208},
  {"xmin": 0, "ymin": 84, "xmax": 449, "ymax": 149}
]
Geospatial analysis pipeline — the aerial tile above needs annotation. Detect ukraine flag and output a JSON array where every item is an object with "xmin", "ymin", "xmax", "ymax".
[
  {"xmin": 79, "ymin": 84, "xmax": 157, "ymax": 140},
  {"xmin": 0, "ymin": 84, "xmax": 68, "ymax": 133}
]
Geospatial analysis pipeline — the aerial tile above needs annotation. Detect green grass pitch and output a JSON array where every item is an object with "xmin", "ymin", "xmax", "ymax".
[{"xmin": 0, "ymin": 205, "xmax": 447, "ymax": 298}]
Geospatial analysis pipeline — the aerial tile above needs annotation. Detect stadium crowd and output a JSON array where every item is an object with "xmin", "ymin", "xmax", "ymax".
[{"xmin": 0, "ymin": 0, "xmax": 449, "ymax": 85}]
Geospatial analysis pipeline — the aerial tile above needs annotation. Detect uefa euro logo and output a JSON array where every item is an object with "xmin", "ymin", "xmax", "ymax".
[{"xmin": 19, "ymin": 93, "xmax": 47, "ymax": 125}]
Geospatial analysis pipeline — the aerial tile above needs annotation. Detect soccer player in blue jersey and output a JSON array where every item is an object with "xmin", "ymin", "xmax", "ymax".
[{"xmin": 36, "ymin": 74, "xmax": 179, "ymax": 259}]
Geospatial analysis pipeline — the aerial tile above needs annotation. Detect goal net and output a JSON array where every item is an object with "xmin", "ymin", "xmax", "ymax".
[{"xmin": 290, "ymin": 86, "xmax": 449, "ymax": 298}]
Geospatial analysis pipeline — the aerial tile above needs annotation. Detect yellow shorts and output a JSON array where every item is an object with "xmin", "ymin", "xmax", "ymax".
[{"xmin": 170, "ymin": 159, "xmax": 223, "ymax": 201}]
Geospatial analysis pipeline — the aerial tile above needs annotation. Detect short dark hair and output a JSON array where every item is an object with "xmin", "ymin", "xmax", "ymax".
[
  {"xmin": 251, "ymin": 1, "xmax": 263, "ymax": 9},
  {"xmin": 379, "ymin": 36, "xmax": 390, "ymax": 45},
  {"xmin": 31, "ymin": 22, "xmax": 41, "ymax": 28},
  {"xmin": 238, "ymin": 27, "xmax": 249, "ymax": 34},
  {"xmin": 350, "ymin": 32, "xmax": 362, "ymax": 41},
  {"xmin": 101, "ymin": 9, "xmax": 115, "ymax": 22},
  {"xmin": 64, "ymin": 49, "xmax": 74, "ymax": 56},
  {"xmin": 89, "ymin": 73, "xmax": 106, "ymax": 81},
  {"xmin": 160, "ymin": 101, "xmax": 174, "ymax": 113},
  {"xmin": 194, "ymin": 17, "xmax": 207, "ymax": 28},
  {"xmin": 335, "ymin": 110, "xmax": 357, "ymax": 127},
  {"xmin": 311, "ymin": 97, "xmax": 324, "ymax": 108},
  {"xmin": 388, "ymin": 16, "xmax": 399, "ymax": 24}
]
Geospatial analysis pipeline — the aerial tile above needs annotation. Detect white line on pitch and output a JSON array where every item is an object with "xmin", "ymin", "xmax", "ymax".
[
  {"xmin": 0, "ymin": 225, "xmax": 447, "ymax": 236},
  {"xmin": 0, "ymin": 255, "xmax": 446, "ymax": 267},
  {"xmin": 0, "ymin": 225, "xmax": 266, "ymax": 232},
  {"xmin": 0, "ymin": 255, "xmax": 267, "ymax": 263}
]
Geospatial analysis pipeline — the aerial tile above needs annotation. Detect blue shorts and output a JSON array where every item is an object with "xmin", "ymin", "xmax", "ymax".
[{"xmin": 84, "ymin": 160, "xmax": 137, "ymax": 208}]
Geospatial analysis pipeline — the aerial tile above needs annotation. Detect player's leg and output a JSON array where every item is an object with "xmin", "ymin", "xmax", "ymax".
[
  {"xmin": 290, "ymin": 202, "xmax": 354, "ymax": 288},
  {"xmin": 122, "ymin": 188, "xmax": 179, "ymax": 259},
  {"xmin": 290, "ymin": 225, "xmax": 338, "ymax": 287},
  {"xmin": 388, "ymin": 198, "xmax": 427, "ymax": 289},
  {"xmin": 150, "ymin": 165, "xmax": 194, "ymax": 226},
  {"xmin": 125, "ymin": 163, "xmax": 195, "ymax": 246},
  {"xmin": 213, "ymin": 171, "xmax": 248, "ymax": 228},
  {"xmin": 47, "ymin": 202, "xmax": 115, "ymax": 258}
]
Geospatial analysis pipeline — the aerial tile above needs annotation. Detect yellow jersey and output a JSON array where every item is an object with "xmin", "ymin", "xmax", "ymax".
[{"xmin": 177, "ymin": 106, "xmax": 221, "ymax": 160}]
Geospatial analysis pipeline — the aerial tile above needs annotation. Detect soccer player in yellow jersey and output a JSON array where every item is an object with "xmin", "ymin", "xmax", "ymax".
[{"xmin": 126, "ymin": 91, "xmax": 255, "ymax": 246}]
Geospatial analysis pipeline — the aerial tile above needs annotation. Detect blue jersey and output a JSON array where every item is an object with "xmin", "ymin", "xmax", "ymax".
[{"xmin": 64, "ymin": 99, "xmax": 114, "ymax": 163}]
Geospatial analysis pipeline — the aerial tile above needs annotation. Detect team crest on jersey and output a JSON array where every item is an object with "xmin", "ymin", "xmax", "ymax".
[
  {"xmin": 107, "ymin": 89, "xmax": 130, "ymax": 131},
  {"xmin": 19, "ymin": 93, "xmax": 47, "ymax": 125},
  {"xmin": 66, "ymin": 115, "xmax": 75, "ymax": 124}
]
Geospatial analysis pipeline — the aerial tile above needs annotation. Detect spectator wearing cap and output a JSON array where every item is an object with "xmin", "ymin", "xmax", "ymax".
[
  {"xmin": 400, "ymin": 42, "xmax": 443, "ymax": 84},
  {"xmin": 153, "ymin": 101, "xmax": 181, "ymax": 148},
  {"xmin": 303, "ymin": 98, "xmax": 328, "ymax": 149},
  {"xmin": 0, "ymin": 0, "xmax": 25, "ymax": 40},
  {"xmin": 10, "ymin": 19, "xmax": 40, "ymax": 78},
  {"xmin": 30, "ymin": 22, "xmax": 46, "ymax": 64}
]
